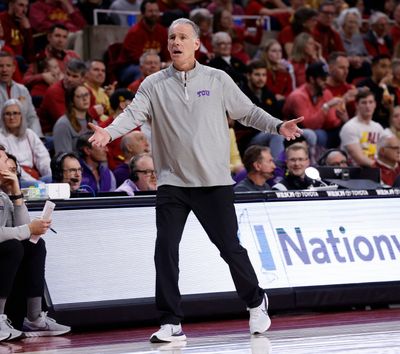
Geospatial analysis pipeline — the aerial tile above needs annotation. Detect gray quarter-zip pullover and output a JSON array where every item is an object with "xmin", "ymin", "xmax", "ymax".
[{"xmin": 106, "ymin": 62, "xmax": 282, "ymax": 187}]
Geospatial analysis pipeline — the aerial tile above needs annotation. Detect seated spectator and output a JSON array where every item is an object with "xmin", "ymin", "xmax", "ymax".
[
  {"xmin": 109, "ymin": 0, "xmax": 141, "ymax": 27},
  {"xmin": 376, "ymin": 133, "xmax": 400, "ymax": 186},
  {"xmin": 317, "ymin": 148, "xmax": 349, "ymax": 167},
  {"xmin": 102, "ymin": 89, "xmax": 135, "ymax": 170},
  {"xmin": 390, "ymin": 59, "xmax": 400, "ymax": 104},
  {"xmin": 245, "ymin": 0, "xmax": 292, "ymax": 30},
  {"xmin": 116, "ymin": 0, "xmax": 169, "ymax": 86},
  {"xmin": 325, "ymin": 52, "xmax": 358, "ymax": 118},
  {"xmin": 0, "ymin": 51, "xmax": 43, "ymax": 137},
  {"xmin": 357, "ymin": 54, "xmax": 396, "ymax": 128},
  {"xmin": 114, "ymin": 130, "xmax": 150, "ymax": 187},
  {"xmin": 290, "ymin": 32, "xmax": 324, "ymax": 87},
  {"xmin": 336, "ymin": 7, "xmax": 370, "ymax": 83},
  {"xmin": 24, "ymin": 24, "xmax": 80, "ymax": 91},
  {"xmin": 283, "ymin": 61, "xmax": 348, "ymax": 149},
  {"xmin": 229, "ymin": 123, "xmax": 246, "ymax": 183},
  {"xmin": 212, "ymin": 8, "xmax": 262, "ymax": 64},
  {"xmin": 0, "ymin": 99, "xmax": 51, "ymax": 186},
  {"xmin": 0, "ymin": 0, "xmax": 34, "ymax": 63},
  {"xmin": 340, "ymin": 90, "xmax": 384, "ymax": 167},
  {"xmin": 273, "ymin": 143, "xmax": 323, "ymax": 190},
  {"xmin": 207, "ymin": 31, "xmax": 247, "ymax": 88},
  {"xmin": 26, "ymin": 58, "xmax": 64, "ymax": 106},
  {"xmin": 50, "ymin": 151, "xmax": 83, "ymax": 194},
  {"xmin": 312, "ymin": 0, "xmax": 345, "ymax": 59},
  {"xmin": 207, "ymin": 0, "xmax": 244, "ymax": 15},
  {"xmin": 38, "ymin": 58, "xmax": 88, "ymax": 134},
  {"xmin": 238, "ymin": 59, "xmax": 283, "ymax": 158},
  {"xmin": 259, "ymin": 39, "xmax": 294, "ymax": 104},
  {"xmin": 278, "ymin": 7, "xmax": 318, "ymax": 58},
  {"xmin": 386, "ymin": 105, "xmax": 400, "ymax": 139},
  {"xmin": 190, "ymin": 9, "xmax": 213, "ymax": 64},
  {"xmin": 127, "ymin": 50, "xmax": 161, "ymax": 94},
  {"xmin": 85, "ymin": 59, "xmax": 115, "ymax": 118},
  {"xmin": 0, "ymin": 145, "xmax": 71, "ymax": 340},
  {"xmin": 363, "ymin": 11, "xmax": 393, "ymax": 57},
  {"xmin": 76, "ymin": 133, "xmax": 116, "ymax": 194},
  {"xmin": 234, "ymin": 145, "xmax": 275, "ymax": 192},
  {"xmin": 29, "ymin": 0, "xmax": 86, "ymax": 34},
  {"xmin": 390, "ymin": 3, "xmax": 400, "ymax": 51},
  {"xmin": 116, "ymin": 153, "xmax": 157, "ymax": 195},
  {"xmin": 53, "ymin": 85, "xmax": 94, "ymax": 154}
]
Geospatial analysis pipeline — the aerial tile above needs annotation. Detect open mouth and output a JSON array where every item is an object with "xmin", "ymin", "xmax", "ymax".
[{"xmin": 173, "ymin": 49, "xmax": 183, "ymax": 55}]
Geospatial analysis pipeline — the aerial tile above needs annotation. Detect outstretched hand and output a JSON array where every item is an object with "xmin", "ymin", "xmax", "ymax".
[
  {"xmin": 88, "ymin": 122, "xmax": 111, "ymax": 147},
  {"xmin": 279, "ymin": 117, "xmax": 304, "ymax": 140}
]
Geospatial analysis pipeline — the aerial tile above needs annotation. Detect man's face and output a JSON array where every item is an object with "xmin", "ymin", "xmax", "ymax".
[
  {"xmin": 48, "ymin": 28, "xmax": 69, "ymax": 51},
  {"xmin": 381, "ymin": 136, "xmax": 400, "ymax": 164},
  {"xmin": 62, "ymin": 156, "xmax": 82, "ymax": 191},
  {"xmin": 10, "ymin": 0, "xmax": 28, "ymax": 18},
  {"xmin": 64, "ymin": 69, "xmax": 85, "ymax": 90},
  {"xmin": 126, "ymin": 131, "xmax": 150, "ymax": 155},
  {"xmin": 286, "ymin": 149, "xmax": 310, "ymax": 177},
  {"xmin": 86, "ymin": 61, "xmax": 106, "ymax": 86},
  {"xmin": 255, "ymin": 150, "xmax": 276, "ymax": 180},
  {"xmin": 330, "ymin": 56, "xmax": 349, "ymax": 83},
  {"xmin": 89, "ymin": 144, "xmax": 108, "ymax": 163},
  {"xmin": 310, "ymin": 75, "xmax": 327, "ymax": 95},
  {"xmin": 318, "ymin": 4, "xmax": 336, "ymax": 27},
  {"xmin": 143, "ymin": 2, "xmax": 160, "ymax": 26},
  {"xmin": 168, "ymin": 23, "xmax": 200, "ymax": 67},
  {"xmin": 0, "ymin": 56, "xmax": 16, "ymax": 84},
  {"xmin": 134, "ymin": 156, "xmax": 157, "ymax": 191},
  {"xmin": 357, "ymin": 94, "xmax": 376, "ymax": 119},
  {"xmin": 372, "ymin": 17, "xmax": 389, "ymax": 37},
  {"xmin": 372, "ymin": 58, "xmax": 391, "ymax": 81},
  {"xmin": 248, "ymin": 68, "xmax": 267, "ymax": 90},
  {"xmin": 141, "ymin": 54, "xmax": 161, "ymax": 77}
]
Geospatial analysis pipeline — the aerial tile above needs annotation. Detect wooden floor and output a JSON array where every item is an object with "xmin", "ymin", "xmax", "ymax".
[{"xmin": 2, "ymin": 307, "xmax": 400, "ymax": 354}]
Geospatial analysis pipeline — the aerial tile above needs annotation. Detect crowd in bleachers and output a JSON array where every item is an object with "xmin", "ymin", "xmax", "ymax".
[{"xmin": 0, "ymin": 0, "xmax": 400, "ymax": 194}]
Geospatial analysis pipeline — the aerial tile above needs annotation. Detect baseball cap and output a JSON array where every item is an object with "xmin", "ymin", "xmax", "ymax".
[{"xmin": 306, "ymin": 61, "xmax": 329, "ymax": 79}]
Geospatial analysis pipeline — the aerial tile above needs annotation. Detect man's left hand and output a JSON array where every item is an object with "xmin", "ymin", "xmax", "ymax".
[{"xmin": 279, "ymin": 117, "xmax": 304, "ymax": 140}]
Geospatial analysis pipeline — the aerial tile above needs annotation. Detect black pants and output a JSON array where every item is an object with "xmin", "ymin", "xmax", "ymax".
[
  {"xmin": 155, "ymin": 185, "xmax": 265, "ymax": 324},
  {"xmin": 0, "ymin": 238, "xmax": 46, "ymax": 328}
]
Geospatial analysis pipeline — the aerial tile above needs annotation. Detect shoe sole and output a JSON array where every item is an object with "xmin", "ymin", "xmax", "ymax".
[
  {"xmin": 23, "ymin": 329, "xmax": 71, "ymax": 338},
  {"xmin": 149, "ymin": 334, "xmax": 187, "ymax": 343},
  {"xmin": 0, "ymin": 333, "xmax": 11, "ymax": 342}
]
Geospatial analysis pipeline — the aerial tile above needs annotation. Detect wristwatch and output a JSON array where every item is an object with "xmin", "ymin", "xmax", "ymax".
[
  {"xmin": 9, "ymin": 194, "xmax": 24, "ymax": 201},
  {"xmin": 276, "ymin": 122, "xmax": 283, "ymax": 134}
]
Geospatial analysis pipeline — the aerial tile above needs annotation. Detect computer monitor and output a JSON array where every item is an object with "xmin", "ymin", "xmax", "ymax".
[{"xmin": 316, "ymin": 166, "xmax": 381, "ymax": 183}]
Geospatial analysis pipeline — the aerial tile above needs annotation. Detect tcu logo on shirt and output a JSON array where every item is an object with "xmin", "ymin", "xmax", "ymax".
[{"xmin": 197, "ymin": 90, "xmax": 210, "ymax": 97}]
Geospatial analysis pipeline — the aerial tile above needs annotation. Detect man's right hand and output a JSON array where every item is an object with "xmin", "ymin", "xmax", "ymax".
[
  {"xmin": 88, "ymin": 123, "xmax": 111, "ymax": 147},
  {"xmin": 29, "ymin": 218, "xmax": 51, "ymax": 236}
]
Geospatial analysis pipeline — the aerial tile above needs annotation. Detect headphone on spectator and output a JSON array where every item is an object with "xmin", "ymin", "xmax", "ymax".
[
  {"xmin": 129, "ymin": 154, "xmax": 143, "ymax": 182},
  {"xmin": 51, "ymin": 152, "xmax": 79, "ymax": 182},
  {"xmin": 317, "ymin": 148, "xmax": 348, "ymax": 166}
]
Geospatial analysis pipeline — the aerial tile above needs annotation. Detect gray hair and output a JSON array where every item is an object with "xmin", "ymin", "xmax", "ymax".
[
  {"xmin": 66, "ymin": 58, "xmax": 88, "ymax": 75},
  {"xmin": 337, "ymin": 7, "xmax": 362, "ymax": 29},
  {"xmin": 139, "ymin": 49, "xmax": 161, "ymax": 66},
  {"xmin": 212, "ymin": 31, "xmax": 231, "ymax": 49},
  {"xmin": 169, "ymin": 18, "xmax": 200, "ymax": 39},
  {"xmin": 369, "ymin": 11, "xmax": 389, "ymax": 26},
  {"xmin": 0, "ymin": 99, "xmax": 27, "ymax": 137}
]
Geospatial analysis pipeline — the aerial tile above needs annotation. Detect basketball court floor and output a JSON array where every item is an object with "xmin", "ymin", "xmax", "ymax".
[{"xmin": 1, "ymin": 307, "xmax": 399, "ymax": 354}]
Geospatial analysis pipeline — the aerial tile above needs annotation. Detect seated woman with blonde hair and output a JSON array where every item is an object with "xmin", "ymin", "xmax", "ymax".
[{"xmin": 0, "ymin": 99, "xmax": 51, "ymax": 186}]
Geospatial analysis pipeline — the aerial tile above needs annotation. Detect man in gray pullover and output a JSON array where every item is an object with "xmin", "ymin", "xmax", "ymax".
[{"xmin": 89, "ymin": 18, "xmax": 304, "ymax": 343}]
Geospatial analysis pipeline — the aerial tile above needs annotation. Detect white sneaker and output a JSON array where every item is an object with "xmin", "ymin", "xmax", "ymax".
[
  {"xmin": 0, "ymin": 314, "xmax": 22, "ymax": 340},
  {"xmin": 22, "ymin": 312, "xmax": 71, "ymax": 337},
  {"xmin": 248, "ymin": 294, "xmax": 271, "ymax": 335},
  {"xmin": 149, "ymin": 324, "xmax": 187, "ymax": 343}
]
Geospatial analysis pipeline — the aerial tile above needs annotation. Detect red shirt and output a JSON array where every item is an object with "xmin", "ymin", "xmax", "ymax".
[
  {"xmin": 326, "ymin": 81, "xmax": 356, "ymax": 117},
  {"xmin": 29, "ymin": 0, "xmax": 86, "ymax": 33},
  {"xmin": 376, "ymin": 159, "xmax": 400, "ymax": 186},
  {"xmin": 266, "ymin": 68, "xmax": 293, "ymax": 97},
  {"xmin": 313, "ymin": 22, "xmax": 345, "ymax": 59},
  {"xmin": 117, "ymin": 20, "xmax": 169, "ymax": 67},
  {"xmin": 0, "ymin": 11, "xmax": 34, "ymax": 62},
  {"xmin": 391, "ymin": 24, "xmax": 400, "ymax": 49},
  {"xmin": 364, "ymin": 39, "xmax": 391, "ymax": 57},
  {"xmin": 127, "ymin": 77, "xmax": 144, "ymax": 94},
  {"xmin": 283, "ymin": 83, "xmax": 341, "ymax": 130}
]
